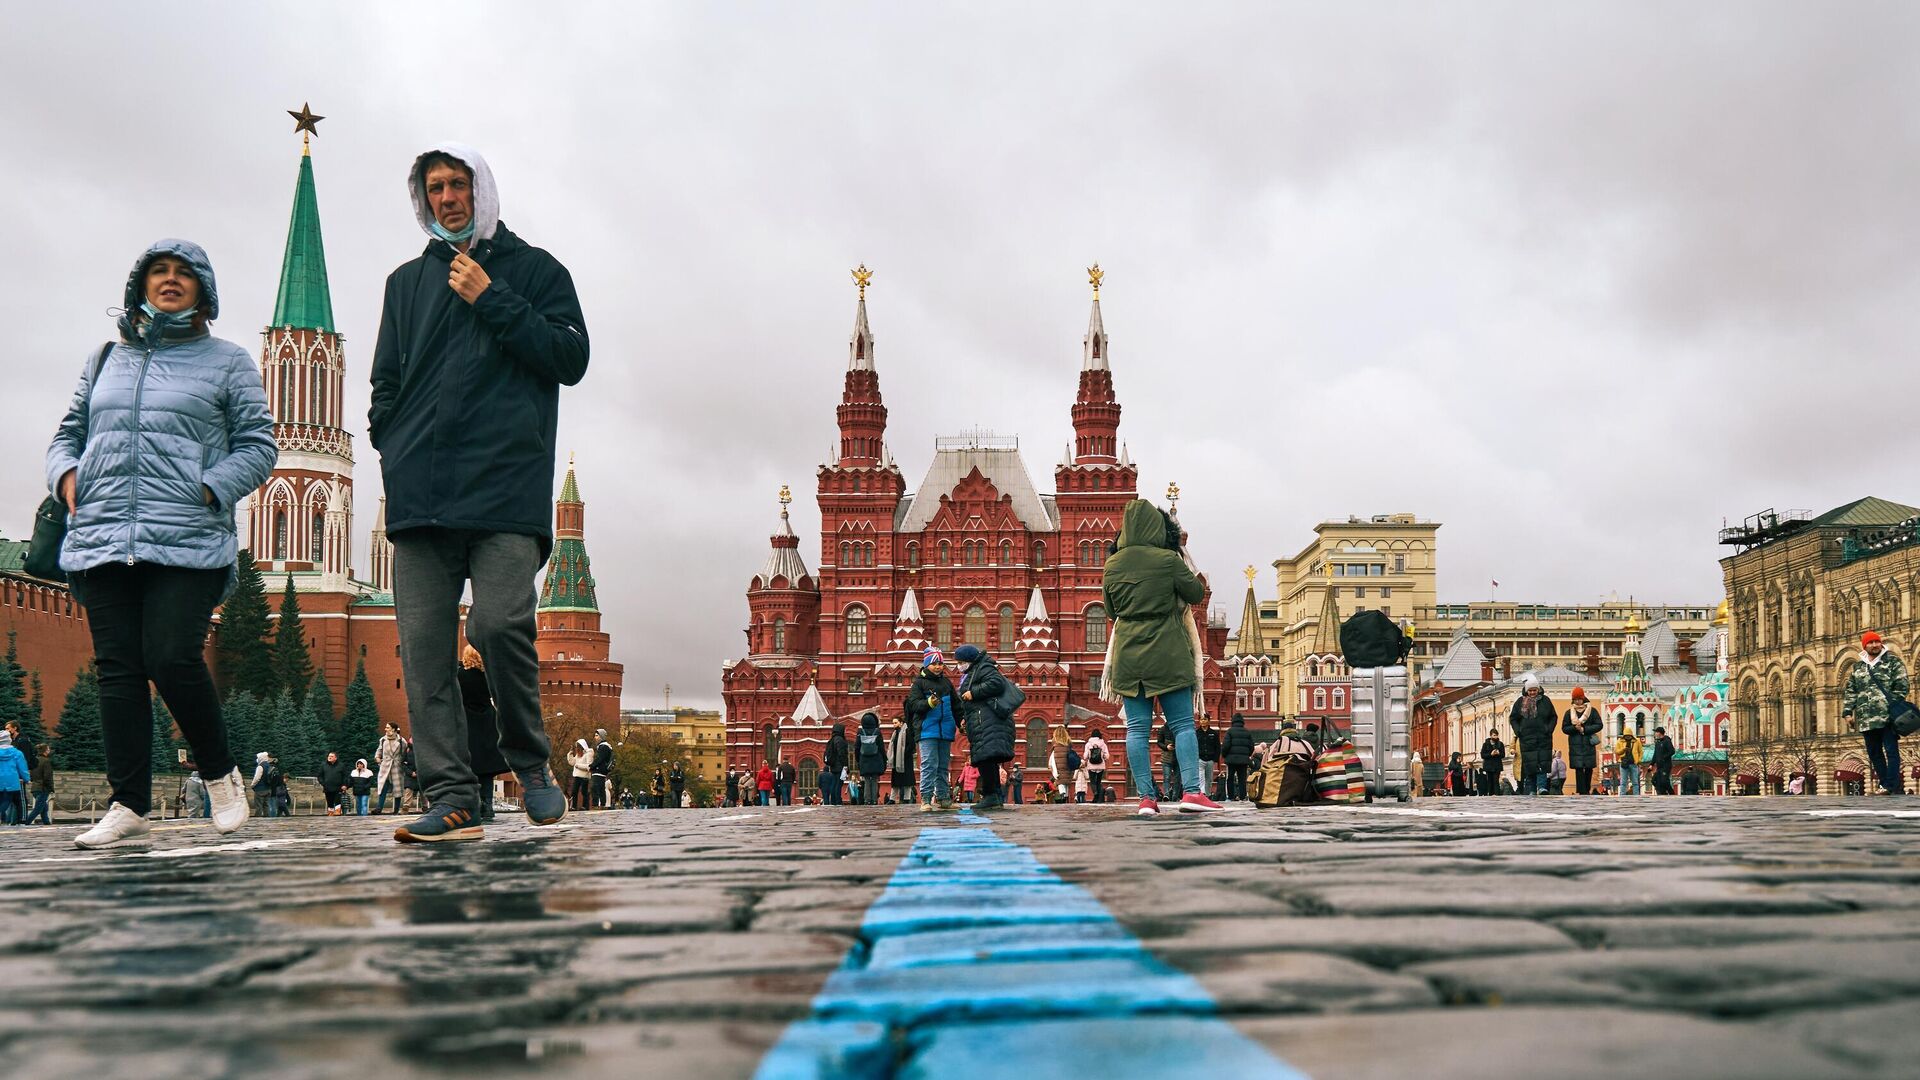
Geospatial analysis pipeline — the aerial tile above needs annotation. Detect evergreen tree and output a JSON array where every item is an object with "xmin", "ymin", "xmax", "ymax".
[
  {"xmin": 54, "ymin": 664, "xmax": 105, "ymax": 772},
  {"xmin": 218, "ymin": 553, "xmax": 277, "ymax": 701},
  {"xmin": 224, "ymin": 690, "xmax": 263, "ymax": 767},
  {"xmin": 340, "ymin": 659, "xmax": 381, "ymax": 765},
  {"xmin": 26, "ymin": 669, "xmax": 47, "ymax": 746},
  {"xmin": 272, "ymin": 575, "xmax": 314, "ymax": 705},
  {"xmin": 305, "ymin": 672, "xmax": 338, "ymax": 755},
  {"xmin": 276, "ymin": 691, "xmax": 323, "ymax": 777},
  {"xmin": 151, "ymin": 696, "xmax": 182, "ymax": 776},
  {"xmin": 0, "ymin": 631, "xmax": 29, "ymax": 735}
]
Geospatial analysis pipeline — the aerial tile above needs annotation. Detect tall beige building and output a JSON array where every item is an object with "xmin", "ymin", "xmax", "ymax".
[
  {"xmin": 1720, "ymin": 497, "xmax": 1920, "ymax": 794},
  {"xmin": 620, "ymin": 708, "xmax": 729, "ymax": 792}
]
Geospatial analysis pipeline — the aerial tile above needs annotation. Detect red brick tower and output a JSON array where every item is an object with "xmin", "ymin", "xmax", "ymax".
[{"xmin": 536, "ymin": 460, "xmax": 624, "ymax": 729}]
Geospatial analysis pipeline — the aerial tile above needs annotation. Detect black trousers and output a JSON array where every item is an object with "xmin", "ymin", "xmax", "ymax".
[
  {"xmin": 71, "ymin": 563, "xmax": 233, "ymax": 816},
  {"xmin": 1653, "ymin": 769, "xmax": 1673, "ymax": 795},
  {"xmin": 1226, "ymin": 763, "xmax": 1249, "ymax": 801},
  {"xmin": 976, "ymin": 763, "xmax": 1002, "ymax": 800},
  {"xmin": 1574, "ymin": 766, "xmax": 1594, "ymax": 794}
]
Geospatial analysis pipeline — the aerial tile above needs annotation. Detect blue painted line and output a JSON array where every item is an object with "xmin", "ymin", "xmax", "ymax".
[{"xmin": 754, "ymin": 809, "xmax": 1307, "ymax": 1080}]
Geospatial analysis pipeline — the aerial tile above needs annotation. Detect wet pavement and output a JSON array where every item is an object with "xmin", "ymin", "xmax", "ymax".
[{"xmin": 1, "ymin": 798, "xmax": 1917, "ymax": 1078}]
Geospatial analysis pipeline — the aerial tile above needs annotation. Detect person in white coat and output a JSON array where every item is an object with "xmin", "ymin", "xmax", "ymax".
[
  {"xmin": 373, "ymin": 723, "xmax": 406, "ymax": 815},
  {"xmin": 567, "ymin": 738, "xmax": 593, "ymax": 811}
]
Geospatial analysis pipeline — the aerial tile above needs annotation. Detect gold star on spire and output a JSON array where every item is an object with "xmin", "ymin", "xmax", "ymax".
[
  {"xmin": 1087, "ymin": 263, "xmax": 1104, "ymax": 300},
  {"xmin": 288, "ymin": 102, "xmax": 324, "ymax": 153},
  {"xmin": 851, "ymin": 264, "xmax": 873, "ymax": 301}
]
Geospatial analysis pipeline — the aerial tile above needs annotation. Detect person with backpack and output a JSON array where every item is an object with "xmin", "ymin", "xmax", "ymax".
[
  {"xmin": 1083, "ymin": 728, "xmax": 1112, "ymax": 803},
  {"xmin": 1615, "ymin": 727, "xmax": 1644, "ymax": 796},
  {"xmin": 251, "ymin": 752, "xmax": 280, "ymax": 818},
  {"xmin": 1195, "ymin": 714, "xmax": 1222, "ymax": 800},
  {"xmin": 821, "ymin": 722, "xmax": 849, "ymax": 806},
  {"xmin": 1650, "ymin": 726, "xmax": 1677, "ymax": 795},
  {"xmin": 1221, "ymin": 715, "xmax": 1255, "ymax": 802},
  {"xmin": 349, "ymin": 759, "xmax": 376, "ymax": 815},
  {"xmin": 954, "ymin": 644, "xmax": 1015, "ymax": 811},
  {"xmin": 592, "ymin": 729, "xmax": 615, "ymax": 809},
  {"xmin": 44, "ymin": 241, "xmax": 276, "ymax": 848},
  {"xmin": 855, "ymin": 713, "xmax": 887, "ymax": 805},
  {"xmin": 0, "ymin": 730, "xmax": 28, "ymax": 825},
  {"xmin": 1102, "ymin": 499, "xmax": 1220, "ymax": 816},
  {"xmin": 1562, "ymin": 687, "xmax": 1604, "ymax": 794},
  {"xmin": 905, "ymin": 647, "xmax": 959, "ymax": 810},
  {"xmin": 1508, "ymin": 675, "xmax": 1556, "ymax": 797},
  {"xmin": 1842, "ymin": 630, "xmax": 1909, "ymax": 796},
  {"xmin": 1549, "ymin": 750, "xmax": 1568, "ymax": 795}
]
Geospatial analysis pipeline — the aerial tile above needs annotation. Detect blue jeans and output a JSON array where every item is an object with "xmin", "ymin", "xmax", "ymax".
[
  {"xmin": 1161, "ymin": 756, "xmax": 1182, "ymax": 799},
  {"xmin": 25, "ymin": 791, "xmax": 51, "ymax": 825},
  {"xmin": 919, "ymin": 739, "xmax": 952, "ymax": 803},
  {"xmin": 1865, "ymin": 725, "xmax": 1905, "ymax": 794},
  {"xmin": 1618, "ymin": 765, "xmax": 1641, "ymax": 795},
  {"xmin": 1123, "ymin": 689, "xmax": 1200, "ymax": 801},
  {"xmin": 355, "ymin": 794, "xmax": 370, "ymax": 815},
  {"xmin": 821, "ymin": 775, "xmax": 841, "ymax": 805}
]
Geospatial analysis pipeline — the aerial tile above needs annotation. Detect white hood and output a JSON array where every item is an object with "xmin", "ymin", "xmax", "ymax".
[{"xmin": 409, "ymin": 143, "xmax": 500, "ymax": 244}]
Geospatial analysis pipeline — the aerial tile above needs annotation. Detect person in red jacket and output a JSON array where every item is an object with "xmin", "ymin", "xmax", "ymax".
[{"xmin": 756, "ymin": 762, "xmax": 775, "ymax": 806}]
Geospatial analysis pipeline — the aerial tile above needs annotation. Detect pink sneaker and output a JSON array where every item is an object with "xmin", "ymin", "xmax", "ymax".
[
  {"xmin": 1137, "ymin": 797, "xmax": 1160, "ymax": 817},
  {"xmin": 1178, "ymin": 793, "xmax": 1224, "ymax": 814}
]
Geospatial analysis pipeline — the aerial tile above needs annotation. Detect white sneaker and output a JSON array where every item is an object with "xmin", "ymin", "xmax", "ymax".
[
  {"xmin": 74, "ymin": 803, "xmax": 153, "ymax": 850},
  {"xmin": 206, "ymin": 767, "xmax": 251, "ymax": 834}
]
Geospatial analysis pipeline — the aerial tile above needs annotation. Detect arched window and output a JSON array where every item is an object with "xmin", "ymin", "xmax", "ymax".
[
  {"xmin": 310, "ymin": 513, "xmax": 325, "ymax": 564},
  {"xmin": 1085, "ymin": 603, "xmax": 1107, "ymax": 650},
  {"xmin": 935, "ymin": 605, "xmax": 953, "ymax": 650},
  {"xmin": 773, "ymin": 617, "xmax": 787, "ymax": 653},
  {"xmin": 965, "ymin": 605, "xmax": 987, "ymax": 644},
  {"xmin": 1794, "ymin": 669, "xmax": 1817, "ymax": 736},
  {"xmin": 939, "ymin": 540, "xmax": 951, "ymax": 565},
  {"xmin": 798, "ymin": 756, "xmax": 820, "ymax": 799},
  {"xmin": 1026, "ymin": 718, "xmax": 1047, "ymax": 766},
  {"xmin": 1313, "ymin": 687, "xmax": 1327, "ymax": 710},
  {"xmin": 1078, "ymin": 539, "xmax": 1092, "ymax": 565},
  {"xmin": 278, "ymin": 370, "xmax": 292, "ymax": 418},
  {"xmin": 999, "ymin": 604, "xmax": 1017, "ymax": 646},
  {"xmin": 313, "ymin": 363, "xmax": 327, "ymax": 425},
  {"xmin": 1253, "ymin": 689, "xmax": 1266, "ymax": 710},
  {"xmin": 906, "ymin": 541, "xmax": 919, "ymax": 569},
  {"xmin": 1237, "ymin": 689, "xmax": 1249, "ymax": 709},
  {"xmin": 273, "ymin": 509, "xmax": 289, "ymax": 560},
  {"xmin": 1000, "ymin": 539, "xmax": 1013, "ymax": 565},
  {"xmin": 846, "ymin": 606, "xmax": 868, "ymax": 652},
  {"xmin": 1332, "ymin": 687, "xmax": 1346, "ymax": 710},
  {"xmin": 839, "ymin": 541, "xmax": 850, "ymax": 567},
  {"xmin": 764, "ymin": 724, "xmax": 780, "ymax": 765},
  {"xmin": 1033, "ymin": 541, "xmax": 1046, "ymax": 567}
]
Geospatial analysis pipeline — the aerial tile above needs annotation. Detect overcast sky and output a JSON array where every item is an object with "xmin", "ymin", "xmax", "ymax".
[{"xmin": 5, "ymin": 3, "xmax": 1917, "ymax": 708}]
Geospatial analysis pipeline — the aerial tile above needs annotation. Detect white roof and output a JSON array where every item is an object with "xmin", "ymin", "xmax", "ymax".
[
  {"xmin": 756, "ymin": 511, "xmax": 812, "ymax": 587},
  {"xmin": 1025, "ymin": 586, "xmax": 1050, "ymax": 622},
  {"xmin": 897, "ymin": 445, "xmax": 1056, "ymax": 532},
  {"xmin": 897, "ymin": 587, "xmax": 923, "ymax": 624},
  {"xmin": 791, "ymin": 682, "xmax": 831, "ymax": 723}
]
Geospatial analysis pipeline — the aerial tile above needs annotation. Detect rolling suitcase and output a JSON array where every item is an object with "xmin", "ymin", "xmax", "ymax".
[{"xmin": 1350, "ymin": 665, "xmax": 1412, "ymax": 802}]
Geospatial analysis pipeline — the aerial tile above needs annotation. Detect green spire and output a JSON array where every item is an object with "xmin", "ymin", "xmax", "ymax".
[
  {"xmin": 559, "ymin": 464, "xmax": 580, "ymax": 504},
  {"xmin": 540, "ymin": 465, "xmax": 598, "ymax": 613},
  {"xmin": 272, "ymin": 150, "xmax": 335, "ymax": 333}
]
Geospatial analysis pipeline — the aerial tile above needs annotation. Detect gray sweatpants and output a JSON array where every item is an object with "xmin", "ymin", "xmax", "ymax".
[{"xmin": 392, "ymin": 529, "xmax": 550, "ymax": 813}]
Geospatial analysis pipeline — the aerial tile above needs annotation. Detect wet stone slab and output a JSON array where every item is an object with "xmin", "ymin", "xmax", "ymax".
[{"xmin": 0, "ymin": 799, "xmax": 1915, "ymax": 1077}]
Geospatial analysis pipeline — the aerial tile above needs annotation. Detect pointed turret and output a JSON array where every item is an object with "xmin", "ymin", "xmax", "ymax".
[
  {"xmin": 539, "ymin": 459, "xmax": 599, "ymax": 614},
  {"xmin": 273, "ymin": 144, "xmax": 335, "ymax": 333},
  {"xmin": 369, "ymin": 496, "xmax": 393, "ymax": 593},
  {"xmin": 1312, "ymin": 572, "xmax": 1342, "ymax": 656},
  {"xmin": 747, "ymin": 486, "xmax": 820, "ymax": 657},
  {"xmin": 836, "ymin": 265, "xmax": 887, "ymax": 467},
  {"xmin": 889, "ymin": 587, "xmax": 928, "ymax": 656},
  {"xmin": 1018, "ymin": 587, "xmax": 1058, "ymax": 655},
  {"xmin": 1616, "ymin": 618, "xmax": 1650, "ymax": 693},
  {"xmin": 1233, "ymin": 568, "xmax": 1266, "ymax": 658},
  {"xmin": 1070, "ymin": 264, "xmax": 1122, "ymax": 464}
]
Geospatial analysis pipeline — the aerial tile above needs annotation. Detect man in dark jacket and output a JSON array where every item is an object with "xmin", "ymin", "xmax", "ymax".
[
  {"xmin": 1561, "ymin": 687, "xmax": 1604, "ymax": 794},
  {"xmin": 373, "ymin": 144, "xmax": 584, "ymax": 843},
  {"xmin": 1651, "ymin": 726, "xmax": 1676, "ymax": 794},
  {"xmin": 668, "ymin": 761, "xmax": 687, "ymax": 808},
  {"xmin": 822, "ymin": 724, "xmax": 849, "ymax": 806},
  {"xmin": 855, "ymin": 713, "xmax": 888, "ymax": 805},
  {"xmin": 1195, "ymin": 715, "xmax": 1222, "ymax": 800},
  {"xmin": 1508, "ymin": 676, "xmax": 1557, "ymax": 796},
  {"xmin": 776, "ymin": 759, "xmax": 798, "ymax": 806},
  {"xmin": 1155, "ymin": 722, "xmax": 1181, "ymax": 800},
  {"xmin": 316, "ymin": 752, "xmax": 350, "ymax": 816},
  {"xmin": 1221, "ymin": 714, "xmax": 1256, "ymax": 802}
]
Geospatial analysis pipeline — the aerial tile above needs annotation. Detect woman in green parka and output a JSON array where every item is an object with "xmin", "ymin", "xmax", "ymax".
[{"xmin": 1101, "ymin": 500, "xmax": 1221, "ymax": 816}]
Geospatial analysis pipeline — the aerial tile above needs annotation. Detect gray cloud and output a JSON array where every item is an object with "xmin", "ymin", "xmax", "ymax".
[{"xmin": 4, "ymin": 2, "xmax": 1916, "ymax": 706}]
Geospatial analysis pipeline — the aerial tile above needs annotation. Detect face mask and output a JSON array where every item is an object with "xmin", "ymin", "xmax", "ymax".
[{"xmin": 430, "ymin": 218, "xmax": 476, "ymax": 244}]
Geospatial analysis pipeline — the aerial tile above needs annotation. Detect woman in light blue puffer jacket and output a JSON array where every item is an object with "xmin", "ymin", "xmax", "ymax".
[{"xmin": 44, "ymin": 239, "xmax": 277, "ymax": 849}]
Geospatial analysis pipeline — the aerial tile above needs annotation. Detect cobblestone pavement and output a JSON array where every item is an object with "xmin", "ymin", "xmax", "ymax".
[{"xmin": 2, "ymin": 798, "xmax": 1918, "ymax": 1078}]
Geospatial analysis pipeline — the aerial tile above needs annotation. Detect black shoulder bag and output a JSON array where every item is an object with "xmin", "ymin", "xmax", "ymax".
[
  {"xmin": 24, "ymin": 343, "xmax": 114, "ymax": 583},
  {"xmin": 1868, "ymin": 663, "xmax": 1920, "ymax": 738}
]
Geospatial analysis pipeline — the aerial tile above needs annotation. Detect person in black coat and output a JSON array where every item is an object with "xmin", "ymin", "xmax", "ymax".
[
  {"xmin": 668, "ymin": 761, "xmax": 686, "ymax": 808},
  {"xmin": 1195, "ymin": 715, "xmax": 1222, "ymax": 799},
  {"xmin": 855, "ymin": 712, "xmax": 888, "ymax": 805},
  {"xmin": 316, "ymin": 752, "xmax": 350, "ymax": 816},
  {"xmin": 1479, "ymin": 732, "xmax": 1507, "ymax": 796},
  {"xmin": 1221, "ymin": 714, "xmax": 1256, "ymax": 802},
  {"xmin": 1508, "ymin": 676, "xmax": 1557, "ymax": 796},
  {"xmin": 1560, "ymin": 687, "xmax": 1604, "ymax": 794},
  {"xmin": 822, "ymin": 723, "xmax": 849, "ymax": 806},
  {"xmin": 954, "ymin": 645, "xmax": 1014, "ymax": 810},
  {"xmin": 1651, "ymin": 726, "xmax": 1676, "ymax": 794},
  {"xmin": 458, "ymin": 645, "xmax": 509, "ymax": 822},
  {"xmin": 1448, "ymin": 751, "xmax": 1470, "ymax": 796}
]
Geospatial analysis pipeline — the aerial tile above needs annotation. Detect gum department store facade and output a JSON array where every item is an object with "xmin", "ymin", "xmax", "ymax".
[{"xmin": 721, "ymin": 269, "xmax": 1237, "ymax": 798}]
